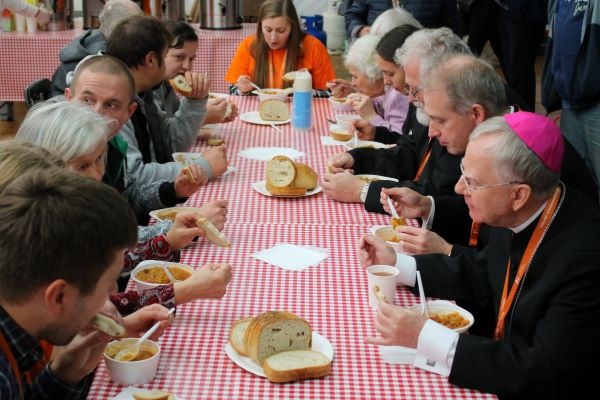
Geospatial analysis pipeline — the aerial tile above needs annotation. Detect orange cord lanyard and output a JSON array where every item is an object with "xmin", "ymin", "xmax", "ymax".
[
  {"xmin": 469, "ymin": 221, "xmax": 481, "ymax": 248},
  {"xmin": 267, "ymin": 49, "xmax": 287, "ymax": 89},
  {"xmin": 494, "ymin": 186, "xmax": 562, "ymax": 340},
  {"xmin": 0, "ymin": 331, "xmax": 50, "ymax": 400},
  {"xmin": 414, "ymin": 138, "xmax": 433, "ymax": 183}
]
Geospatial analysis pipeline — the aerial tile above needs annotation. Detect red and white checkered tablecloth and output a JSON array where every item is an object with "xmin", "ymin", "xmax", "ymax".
[
  {"xmin": 87, "ymin": 98, "xmax": 496, "ymax": 399},
  {"xmin": 0, "ymin": 23, "xmax": 255, "ymax": 102}
]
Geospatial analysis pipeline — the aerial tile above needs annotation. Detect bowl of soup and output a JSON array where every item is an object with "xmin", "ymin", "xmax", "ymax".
[
  {"xmin": 408, "ymin": 300, "xmax": 474, "ymax": 333},
  {"xmin": 328, "ymin": 96, "xmax": 353, "ymax": 111},
  {"xmin": 372, "ymin": 225, "xmax": 403, "ymax": 252},
  {"xmin": 252, "ymin": 88, "xmax": 289, "ymax": 102},
  {"xmin": 131, "ymin": 261, "xmax": 194, "ymax": 290},
  {"xmin": 104, "ymin": 338, "xmax": 160, "ymax": 386}
]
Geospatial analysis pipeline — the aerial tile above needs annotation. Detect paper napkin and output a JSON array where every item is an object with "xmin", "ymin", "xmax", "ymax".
[
  {"xmin": 252, "ymin": 243, "xmax": 329, "ymax": 271},
  {"xmin": 379, "ymin": 345, "xmax": 416, "ymax": 365},
  {"xmin": 238, "ymin": 147, "xmax": 305, "ymax": 161},
  {"xmin": 320, "ymin": 136, "xmax": 348, "ymax": 146},
  {"xmin": 112, "ymin": 386, "xmax": 183, "ymax": 400}
]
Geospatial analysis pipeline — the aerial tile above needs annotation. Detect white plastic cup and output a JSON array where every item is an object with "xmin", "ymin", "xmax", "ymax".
[
  {"xmin": 366, "ymin": 265, "xmax": 399, "ymax": 309},
  {"xmin": 15, "ymin": 14, "xmax": 26, "ymax": 32},
  {"xmin": 26, "ymin": 17, "xmax": 37, "ymax": 33}
]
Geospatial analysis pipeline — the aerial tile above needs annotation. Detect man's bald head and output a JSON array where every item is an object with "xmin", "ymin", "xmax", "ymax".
[{"xmin": 70, "ymin": 55, "xmax": 136, "ymax": 101}]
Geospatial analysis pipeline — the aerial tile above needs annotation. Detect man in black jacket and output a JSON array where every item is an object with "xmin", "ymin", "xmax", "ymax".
[{"xmin": 360, "ymin": 112, "xmax": 600, "ymax": 398}]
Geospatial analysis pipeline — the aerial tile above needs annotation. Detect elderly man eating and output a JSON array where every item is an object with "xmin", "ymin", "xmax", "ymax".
[{"xmin": 359, "ymin": 112, "xmax": 600, "ymax": 397}]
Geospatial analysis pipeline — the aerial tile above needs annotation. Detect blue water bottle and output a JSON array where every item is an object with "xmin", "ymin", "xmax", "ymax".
[{"xmin": 292, "ymin": 69, "xmax": 312, "ymax": 130}]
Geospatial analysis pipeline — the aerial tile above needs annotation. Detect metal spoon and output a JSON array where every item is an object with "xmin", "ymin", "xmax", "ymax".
[{"xmin": 114, "ymin": 308, "xmax": 176, "ymax": 362}]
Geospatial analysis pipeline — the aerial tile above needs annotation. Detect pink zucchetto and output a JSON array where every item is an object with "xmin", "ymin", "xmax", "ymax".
[{"xmin": 504, "ymin": 112, "xmax": 564, "ymax": 173}]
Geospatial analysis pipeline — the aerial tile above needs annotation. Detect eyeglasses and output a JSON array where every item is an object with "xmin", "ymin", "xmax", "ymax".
[
  {"xmin": 402, "ymin": 82, "xmax": 421, "ymax": 98},
  {"xmin": 459, "ymin": 160, "xmax": 524, "ymax": 195}
]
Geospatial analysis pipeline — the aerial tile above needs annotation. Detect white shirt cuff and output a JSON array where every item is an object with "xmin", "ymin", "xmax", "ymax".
[
  {"xmin": 393, "ymin": 252, "xmax": 416, "ymax": 287},
  {"xmin": 421, "ymin": 196, "xmax": 435, "ymax": 230},
  {"xmin": 413, "ymin": 320, "xmax": 458, "ymax": 377}
]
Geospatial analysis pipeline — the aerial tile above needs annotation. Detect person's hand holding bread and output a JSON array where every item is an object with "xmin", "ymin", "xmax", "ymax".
[
  {"xmin": 174, "ymin": 164, "xmax": 206, "ymax": 197},
  {"xmin": 175, "ymin": 263, "xmax": 232, "ymax": 304},
  {"xmin": 165, "ymin": 212, "xmax": 205, "ymax": 251}
]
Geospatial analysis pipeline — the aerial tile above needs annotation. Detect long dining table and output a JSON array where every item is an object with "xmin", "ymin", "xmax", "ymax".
[{"xmin": 87, "ymin": 97, "xmax": 496, "ymax": 399}]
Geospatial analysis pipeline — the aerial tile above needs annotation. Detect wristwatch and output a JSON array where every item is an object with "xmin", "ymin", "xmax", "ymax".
[{"xmin": 359, "ymin": 183, "xmax": 370, "ymax": 203}]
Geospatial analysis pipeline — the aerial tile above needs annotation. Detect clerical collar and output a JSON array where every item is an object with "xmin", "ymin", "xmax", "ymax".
[{"xmin": 509, "ymin": 202, "xmax": 547, "ymax": 233}]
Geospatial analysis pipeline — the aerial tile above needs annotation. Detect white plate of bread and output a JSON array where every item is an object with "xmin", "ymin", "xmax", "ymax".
[
  {"xmin": 225, "ymin": 311, "xmax": 334, "ymax": 382},
  {"xmin": 257, "ymin": 155, "xmax": 321, "ymax": 197},
  {"xmin": 253, "ymin": 180, "xmax": 322, "ymax": 198}
]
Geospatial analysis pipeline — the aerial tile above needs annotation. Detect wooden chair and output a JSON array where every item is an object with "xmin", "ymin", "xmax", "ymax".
[{"xmin": 24, "ymin": 78, "xmax": 52, "ymax": 108}]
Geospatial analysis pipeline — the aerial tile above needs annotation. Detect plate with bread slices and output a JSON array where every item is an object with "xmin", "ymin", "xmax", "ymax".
[
  {"xmin": 225, "ymin": 311, "xmax": 334, "ymax": 382},
  {"xmin": 256, "ymin": 155, "xmax": 321, "ymax": 197},
  {"xmin": 240, "ymin": 111, "xmax": 290, "ymax": 126},
  {"xmin": 149, "ymin": 207, "xmax": 203, "ymax": 221}
]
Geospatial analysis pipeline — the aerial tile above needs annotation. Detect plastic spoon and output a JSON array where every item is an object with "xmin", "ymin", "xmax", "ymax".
[
  {"xmin": 161, "ymin": 264, "xmax": 178, "ymax": 283},
  {"xmin": 416, "ymin": 271, "xmax": 429, "ymax": 318},
  {"xmin": 114, "ymin": 308, "xmax": 176, "ymax": 362}
]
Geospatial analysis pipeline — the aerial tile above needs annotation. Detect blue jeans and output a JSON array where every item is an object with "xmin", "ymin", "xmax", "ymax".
[{"xmin": 560, "ymin": 103, "xmax": 600, "ymax": 200}]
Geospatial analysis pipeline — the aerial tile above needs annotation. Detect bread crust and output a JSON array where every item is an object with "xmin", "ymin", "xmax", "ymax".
[
  {"xmin": 244, "ymin": 311, "xmax": 311, "ymax": 366},
  {"xmin": 169, "ymin": 75, "xmax": 192, "ymax": 97},
  {"xmin": 132, "ymin": 391, "xmax": 173, "ymax": 400},
  {"xmin": 90, "ymin": 313, "xmax": 125, "ymax": 337},
  {"xmin": 230, "ymin": 317, "xmax": 254, "ymax": 356},
  {"xmin": 263, "ymin": 350, "xmax": 332, "ymax": 383},
  {"xmin": 196, "ymin": 217, "xmax": 230, "ymax": 247},
  {"xmin": 265, "ymin": 181, "xmax": 307, "ymax": 197},
  {"xmin": 293, "ymin": 163, "xmax": 318, "ymax": 190}
]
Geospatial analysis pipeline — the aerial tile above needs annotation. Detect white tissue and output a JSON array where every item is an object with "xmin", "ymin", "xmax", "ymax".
[
  {"xmin": 252, "ymin": 243, "xmax": 329, "ymax": 271},
  {"xmin": 238, "ymin": 147, "xmax": 305, "ymax": 161}
]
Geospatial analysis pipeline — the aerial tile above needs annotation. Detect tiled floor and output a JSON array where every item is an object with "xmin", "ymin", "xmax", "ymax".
[{"xmin": 0, "ymin": 53, "xmax": 546, "ymax": 139}]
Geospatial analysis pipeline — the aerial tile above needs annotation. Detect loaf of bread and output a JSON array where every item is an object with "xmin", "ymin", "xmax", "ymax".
[
  {"xmin": 259, "ymin": 99, "xmax": 289, "ymax": 121},
  {"xmin": 244, "ymin": 311, "xmax": 312, "ymax": 366},
  {"xmin": 169, "ymin": 75, "xmax": 192, "ymax": 97},
  {"xmin": 263, "ymin": 350, "xmax": 332, "ymax": 383},
  {"xmin": 265, "ymin": 156, "xmax": 318, "ymax": 196},
  {"xmin": 293, "ymin": 163, "xmax": 318, "ymax": 190},
  {"xmin": 230, "ymin": 317, "xmax": 253, "ymax": 356},
  {"xmin": 266, "ymin": 155, "xmax": 296, "ymax": 187}
]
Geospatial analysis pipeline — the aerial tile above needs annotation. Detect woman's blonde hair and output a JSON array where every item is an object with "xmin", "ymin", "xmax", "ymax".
[
  {"xmin": 252, "ymin": 0, "xmax": 304, "ymax": 88},
  {"xmin": 0, "ymin": 140, "xmax": 65, "ymax": 193}
]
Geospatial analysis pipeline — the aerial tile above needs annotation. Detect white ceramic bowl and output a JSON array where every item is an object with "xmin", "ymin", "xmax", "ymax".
[
  {"xmin": 252, "ymin": 88, "xmax": 289, "ymax": 102},
  {"xmin": 335, "ymin": 114, "xmax": 361, "ymax": 131},
  {"xmin": 131, "ymin": 260, "xmax": 194, "ymax": 290},
  {"xmin": 104, "ymin": 338, "xmax": 160, "ymax": 386},
  {"xmin": 328, "ymin": 96, "xmax": 353, "ymax": 112},
  {"xmin": 408, "ymin": 300, "xmax": 474, "ymax": 333},
  {"xmin": 373, "ymin": 226, "xmax": 403, "ymax": 252}
]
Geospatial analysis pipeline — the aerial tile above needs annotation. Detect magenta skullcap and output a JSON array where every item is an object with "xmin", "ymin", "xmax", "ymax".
[{"xmin": 503, "ymin": 111, "xmax": 564, "ymax": 173}]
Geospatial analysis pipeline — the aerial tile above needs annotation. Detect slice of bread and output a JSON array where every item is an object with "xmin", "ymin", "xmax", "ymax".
[
  {"xmin": 244, "ymin": 311, "xmax": 312, "ymax": 366},
  {"xmin": 230, "ymin": 317, "xmax": 254, "ymax": 356},
  {"xmin": 266, "ymin": 155, "xmax": 296, "ymax": 187},
  {"xmin": 133, "ymin": 391, "xmax": 174, "ymax": 400},
  {"xmin": 196, "ymin": 217, "xmax": 230, "ymax": 247},
  {"xmin": 169, "ymin": 75, "xmax": 192, "ymax": 97},
  {"xmin": 293, "ymin": 163, "xmax": 318, "ymax": 190},
  {"xmin": 263, "ymin": 350, "xmax": 331, "ymax": 383},
  {"xmin": 259, "ymin": 99, "xmax": 289, "ymax": 121},
  {"xmin": 90, "ymin": 313, "xmax": 125, "ymax": 337},
  {"xmin": 265, "ymin": 181, "xmax": 307, "ymax": 197}
]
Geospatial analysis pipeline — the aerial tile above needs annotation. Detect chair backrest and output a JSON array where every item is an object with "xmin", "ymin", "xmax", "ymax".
[{"xmin": 24, "ymin": 79, "xmax": 53, "ymax": 108}]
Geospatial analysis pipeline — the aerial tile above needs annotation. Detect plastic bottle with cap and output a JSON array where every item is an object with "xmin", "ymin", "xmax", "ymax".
[
  {"xmin": 291, "ymin": 68, "xmax": 312, "ymax": 130},
  {"xmin": 2, "ymin": 9, "xmax": 12, "ymax": 32}
]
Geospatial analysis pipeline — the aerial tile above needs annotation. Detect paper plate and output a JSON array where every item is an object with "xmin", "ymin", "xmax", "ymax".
[
  {"xmin": 344, "ymin": 140, "xmax": 388, "ymax": 150},
  {"xmin": 240, "ymin": 111, "xmax": 290, "ymax": 126},
  {"xmin": 252, "ymin": 180, "xmax": 322, "ymax": 198},
  {"xmin": 225, "ymin": 332, "xmax": 334, "ymax": 378},
  {"xmin": 355, "ymin": 174, "xmax": 399, "ymax": 183}
]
